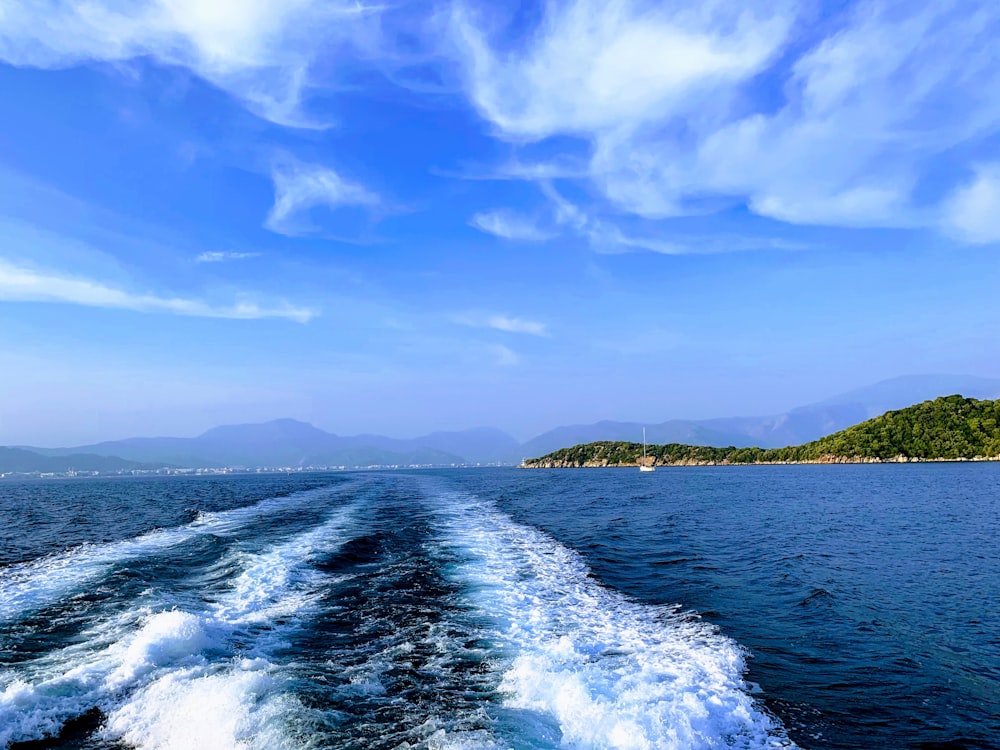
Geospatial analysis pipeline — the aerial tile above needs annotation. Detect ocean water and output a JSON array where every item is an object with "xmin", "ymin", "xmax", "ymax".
[{"xmin": 0, "ymin": 467, "xmax": 996, "ymax": 749}]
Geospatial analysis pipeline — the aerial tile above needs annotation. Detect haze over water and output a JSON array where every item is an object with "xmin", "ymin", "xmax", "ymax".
[{"xmin": 1, "ymin": 466, "xmax": 996, "ymax": 749}]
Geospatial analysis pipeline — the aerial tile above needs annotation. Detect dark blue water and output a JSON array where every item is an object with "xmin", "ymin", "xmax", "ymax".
[
  {"xmin": 455, "ymin": 465, "xmax": 1000, "ymax": 750},
  {"xmin": 0, "ymin": 467, "xmax": 997, "ymax": 749}
]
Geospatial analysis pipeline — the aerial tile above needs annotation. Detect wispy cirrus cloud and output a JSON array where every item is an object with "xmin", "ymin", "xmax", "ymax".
[
  {"xmin": 265, "ymin": 157, "xmax": 380, "ymax": 237},
  {"xmin": 469, "ymin": 210, "xmax": 554, "ymax": 241},
  {"xmin": 455, "ymin": 312, "xmax": 549, "ymax": 337},
  {"xmin": 0, "ymin": 0, "xmax": 380, "ymax": 126},
  {"xmin": 0, "ymin": 259, "xmax": 315, "ymax": 323},
  {"xmin": 435, "ymin": 156, "xmax": 589, "ymax": 183},
  {"xmin": 450, "ymin": 0, "xmax": 1000, "ymax": 240},
  {"xmin": 195, "ymin": 251, "xmax": 262, "ymax": 263},
  {"xmin": 485, "ymin": 314, "xmax": 548, "ymax": 336},
  {"xmin": 470, "ymin": 181, "xmax": 808, "ymax": 256},
  {"xmin": 586, "ymin": 221, "xmax": 809, "ymax": 256},
  {"xmin": 536, "ymin": 182, "xmax": 808, "ymax": 255}
]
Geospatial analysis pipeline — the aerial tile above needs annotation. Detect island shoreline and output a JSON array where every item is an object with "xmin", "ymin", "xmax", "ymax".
[{"xmin": 521, "ymin": 455, "xmax": 1000, "ymax": 468}]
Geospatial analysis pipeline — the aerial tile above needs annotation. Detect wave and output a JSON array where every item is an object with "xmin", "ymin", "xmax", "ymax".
[
  {"xmin": 428, "ymin": 487, "xmax": 796, "ymax": 749},
  {"xmin": 0, "ymin": 500, "xmax": 362, "ymax": 749},
  {"xmin": 0, "ymin": 482, "xmax": 356, "ymax": 624}
]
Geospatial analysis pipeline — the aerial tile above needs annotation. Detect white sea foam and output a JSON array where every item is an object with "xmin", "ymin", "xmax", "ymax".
[
  {"xmin": 105, "ymin": 610, "xmax": 216, "ymax": 690},
  {"xmin": 104, "ymin": 659, "xmax": 302, "ymax": 750},
  {"xmin": 430, "ymin": 491, "xmax": 795, "ymax": 750},
  {"xmin": 0, "ymin": 483, "xmax": 355, "ymax": 623},
  {"xmin": 0, "ymin": 501, "xmax": 360, "ymax": 748}
]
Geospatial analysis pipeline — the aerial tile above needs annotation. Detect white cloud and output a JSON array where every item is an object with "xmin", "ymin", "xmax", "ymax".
[
  {"xmin": 584, "ymin": 225, "xmax": 698, "ymax": 255},
  {"xmin": 586, "ymin": 219, "xmax": 807, "ymax": 256},
  {"xmin": 0, "ymin": 259, "xmax": 315, "ymax": 322},
  {"xmin": 0, "ymin": 0, "xmax": 376, "ymax": 125},
  {"xmin": 452, "ymin": 0, "xmax": 1000, "ymax": 237},
  {"xmin": 540, "ymin": 182, "xmax": 805, "ymax": 255},
  {"xmin": 195, "ymin": 251, "xmax": 262, "ymax": 263},
  {"xmin": 942, "ymin": 165, "xmax": 1000, "ymax": 244},
  {"xmin": 486, "ymin": 315, "xmax": 548, "ymax": 336},
  {"xmin": 452, "ymin": 0, "xmax": 792, "ymax": 139},
  {"xmin": 434, "ymin": 156, "xmax": 589, "ymax": 183},
  {"xmin": 455, "ymin": 312, "xmax": 549, "ymax": 337},
  {"xmin": 494, "ymin": 158, "xmax": 589, "ymax": 182},
  {"xmin": 591, "ymin": 0, "xmax": 998, "ymax": 226},
  {"xmin": 538, "ymin": 182, "xmax": 588, "ymax": 232},
  {"xmin": 469, "ymin": 210, "xmax": 554, "ymax": 241},
  {"xmin": 471, "ymin": 183, "xmax": 806, "ymax": 256},
  {"xmin": 265, "ymin": 158, "xmax": 380, "ymax": 236}
]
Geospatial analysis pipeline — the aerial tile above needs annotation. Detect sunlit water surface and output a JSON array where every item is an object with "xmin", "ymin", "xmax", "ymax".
[{"xmin": 1, "ymin": 466, "xmax": 996, "ymax": 749}]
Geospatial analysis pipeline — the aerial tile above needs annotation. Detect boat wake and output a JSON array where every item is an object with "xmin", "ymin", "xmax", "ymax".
[
  {"xmin": 0, "ymin": 487, "xmax": 364, "ymax": 749},
  {"xmin": 0, "ymin": 475, "xmax": 794, "ymax": 749},
  {"xmin": 426, "ymin": 483, "xmax": 794, "ymax": 749}
]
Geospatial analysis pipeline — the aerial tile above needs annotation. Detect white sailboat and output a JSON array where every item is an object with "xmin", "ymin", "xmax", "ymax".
[{"xmin": 640, "ymin": 427, "xmax": 655, "ymax": 472}]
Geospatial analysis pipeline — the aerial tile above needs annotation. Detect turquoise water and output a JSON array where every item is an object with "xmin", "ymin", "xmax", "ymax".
[{"xmin": 0, "ymin": 466, "xmax": 996, "ymax": 748}]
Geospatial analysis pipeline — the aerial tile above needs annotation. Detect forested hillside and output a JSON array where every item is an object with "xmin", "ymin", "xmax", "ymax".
[{"xmin": 523, "ymin": 396, "xmax": 1000, "ymax": 467}]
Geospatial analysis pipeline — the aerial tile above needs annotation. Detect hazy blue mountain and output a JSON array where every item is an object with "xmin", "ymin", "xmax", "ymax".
[
  {"xmin": 405, "ymin": 427, "xmax": 521, "ymax": 463},
  {"xmin": 813, "ymin": 374, "xmax": 1000, "ymax": 412},
  {"xmin": 519, "ymin": 374, "xmax": 1000, "ymax": 455},
  {"xmin": 186, "ymin": 419, "xmax": 346, "ymax": 467},
  {"xmin": 29, "ymin": 436, "xmax": 221, "ymax": 469},
  {"xmin": 0, "ymin": 447, "xmax": 155, "ymax": 474},
  {"xmin": 36, "ymin": 420, "xmax": 510, "ymax": 468},
  {"xmin": 702, "ymin": 374, "xmax": 1000, "ymax": 447},
  {"xmin": 13, "ymin": 374, "xmax": 1000, "ymax": 468},
  {"xmin": 347, "ymin": 427, "xmax": 521, "ymax": 464}
]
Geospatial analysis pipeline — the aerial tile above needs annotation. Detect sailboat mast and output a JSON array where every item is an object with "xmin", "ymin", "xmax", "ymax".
[{"xmin": 640, "ymin": 427, "xmax": 655, "ymax": 471}]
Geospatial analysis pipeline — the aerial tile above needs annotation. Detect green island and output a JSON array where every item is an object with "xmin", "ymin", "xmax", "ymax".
[{"xmin": 521, "ymin": 395, "xmax": 1000, "ymax": 468}]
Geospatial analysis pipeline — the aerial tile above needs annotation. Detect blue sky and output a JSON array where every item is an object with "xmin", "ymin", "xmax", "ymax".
[{"xmin": 1, "ymin": 0, "xmax": 999, "ymax": 446}]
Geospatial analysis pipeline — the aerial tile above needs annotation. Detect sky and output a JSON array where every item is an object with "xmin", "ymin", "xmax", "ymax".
[{"xmin": 1, "ymin": 0, "xmax": 999, "ymax": 446}]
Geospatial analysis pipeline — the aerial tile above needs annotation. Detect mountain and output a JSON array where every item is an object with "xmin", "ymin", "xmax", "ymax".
[
  {"xmin": 398, "ymin": 427, "xmax": 520, "ymax": 464},
  {"xmin": 324, "ymin": 427, "xmax": 521, "ymax": 465},
  {"xmin": 12, "ymin": 374, "xmax": 1000, "ymax": 470},
  {"xmin": 183, "ymin": 419, "xmax": 346, "ymax": 467},
  {"xmin": 32, "ymin": 420, "xmax": 513, "ymax": 469},
  {"xmin": 701, "ymin": 374, "xmax": 1000, "ymax": 447},
  {"xmin": 524, "ymin": 395, "xmax": 1000, "ymax": 467},
  {"xmin": 0, "ymin": 447, "xmax": 157, "ymax": 474},
  {"xmin": 523, "ymin": 374, "xmax": 1000, "ymax": 453}
]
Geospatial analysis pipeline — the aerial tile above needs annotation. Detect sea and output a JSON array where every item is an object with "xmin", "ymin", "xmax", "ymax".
[{"xmin": 0, "ymin": 465, "xmax": 997, "ymax": 750}]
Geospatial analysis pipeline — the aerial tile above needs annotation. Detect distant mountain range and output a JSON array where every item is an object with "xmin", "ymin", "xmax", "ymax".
[
  {"xmin": 17, "ymin": 421, "xmax": 518, "ymax": 471},
  {"xmin": 4, "ymin": 374, "xmax": 1000, "ymax": 472},
  {"xmin": 0, "ymin": 447, "xmax": 161, "ymax": 474}
]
